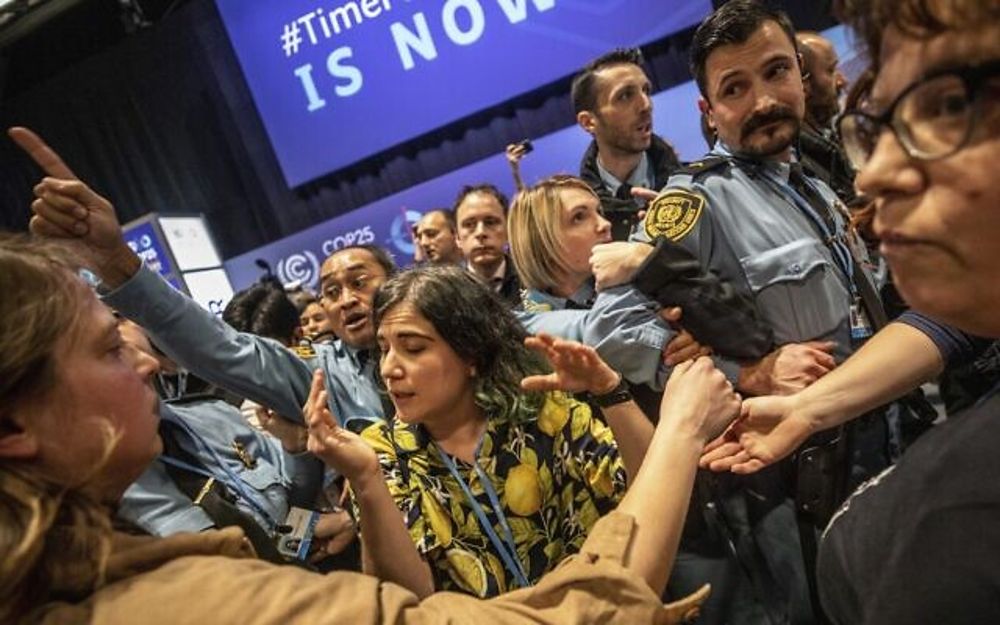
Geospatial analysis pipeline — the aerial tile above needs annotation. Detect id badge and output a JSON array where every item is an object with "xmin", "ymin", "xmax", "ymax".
[
  {"xmin": 850, "ymin": 298, "xmax": 874, "ymax": 341},
  {"xmin": 276, "ymin": 506, "xmax": 320, "ymax": 561}
]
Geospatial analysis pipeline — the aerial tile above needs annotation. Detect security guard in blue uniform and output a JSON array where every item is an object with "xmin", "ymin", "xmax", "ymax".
[
  {"xmin": 115, "ymin": 321, "xmax": 326, "ymax": 565},
  {"xmin": 633, "ymin": 147, "xmax": 873, "ymax": 363},
  {"xmin": 627, "ymin": 4, "xmax": 899, "ymax": 624}
]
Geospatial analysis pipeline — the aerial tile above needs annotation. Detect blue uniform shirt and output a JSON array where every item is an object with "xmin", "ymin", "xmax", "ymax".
[
  {"xmin": 632, "ymin": 144, "xmax": 877, "ymax": 363},
  {"xmin": 516, "ymin": 282, "xmax": 678, "ymax": 389},
  {"xmin": 106, "ymin": 266, "xmax": 677, "ymax": 409},
  {"xmin": 118, "ymin": 398, "xmax": 322, "ymax": 536},
  {"xmin": 103, "ymin": 266, "xmax": 385, "ymax": 427}
]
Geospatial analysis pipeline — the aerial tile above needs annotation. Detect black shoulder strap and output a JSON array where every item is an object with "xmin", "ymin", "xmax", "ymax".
[
  {"xmin": 164, "ymin": 392, "xmax": 225, "ymax": 407},
  {"xmin": 157, "ymin": 420, "xmax": 288, "ymax": 564},
  {"xmin": 675, "ymin": 155, "xmax": 731, "ymax": 178}
]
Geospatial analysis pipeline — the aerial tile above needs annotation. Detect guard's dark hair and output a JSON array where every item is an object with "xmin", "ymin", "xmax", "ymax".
[
  {"xmin": 571, "ymin": 47, "xmax": 646, "ymax": 115},
  {"xmin": 373, "ymin": 265, "xmax": 548, "ymax": 423},
  {"xmin": 690, "ymin": 0, "xmax": 798, "ymax": 99},
  {"xmin": 223, "ymin": 281, "xmax": 300, "ymax": 345},
  {"xmin": 835, "ymin": 0, "xmax": 999, "ymax": 67},
  {"xmin": 452, "ymin": 184, "xmax": 510, "ymax": 219}
]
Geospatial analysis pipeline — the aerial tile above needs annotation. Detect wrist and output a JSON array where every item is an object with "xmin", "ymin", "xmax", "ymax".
[
  {"xmin": 790, "ymin": 390, "xmax": 827, "ymax": 435},
  {"xmin": 96, "ymin": 243, "xmax": 142, "ymax": 290},
  {"xmin": 588, "ymin": 373, "xmax": 633, "ymax": 408},
  {"xmin": 736, "ymin": 355, "xmax": 771, "ymax": 396},
  {"xmin": 350, "ymin": 462, "xmax": 385, "ymax": 495},
  {"xmin": 653, "ymin": 418, "xmax": 708, "ymax": 449},
  {"xmin": 591, "ymin": 371, "xmax": 622, "ymax": 396}
]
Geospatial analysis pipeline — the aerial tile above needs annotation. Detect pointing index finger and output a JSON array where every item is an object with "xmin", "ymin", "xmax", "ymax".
[{"xmin": 8, "ymin": 127, "xmax": 79, "ymax": 180}]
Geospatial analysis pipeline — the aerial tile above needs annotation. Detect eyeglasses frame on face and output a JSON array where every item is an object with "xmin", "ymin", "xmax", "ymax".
[{"xmin": 837, "ymin": 58, "xmax": 1000, "ymax": 170}]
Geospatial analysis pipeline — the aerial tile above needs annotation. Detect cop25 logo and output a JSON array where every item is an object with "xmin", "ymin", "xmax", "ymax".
[
  {"xmin": 277, "ymin": 250, "xmax": 321, "ymax": 289},
  {"xmin": 320, "ymin": 226, "xmax": 376, "ymax": 255}
]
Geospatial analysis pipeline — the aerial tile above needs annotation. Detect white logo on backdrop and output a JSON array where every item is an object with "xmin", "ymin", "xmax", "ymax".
[{"xmin": 277, "ymin": 250, "xmax": 321, "ymax": 289}]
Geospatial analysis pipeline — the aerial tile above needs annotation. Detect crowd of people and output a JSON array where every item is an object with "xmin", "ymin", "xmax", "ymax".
[{"xmin": 1, "ymin": 0, "xmax": 998, "ymax": 623}]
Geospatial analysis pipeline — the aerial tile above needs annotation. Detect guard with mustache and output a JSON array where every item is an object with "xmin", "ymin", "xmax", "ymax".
[
  {"xmin": 573, "ymin": 48, "xmax": 681, "ymax": 241},
  {"xmin": 628, "ymin": 3, "xmax": 904, "ymax": 624}
]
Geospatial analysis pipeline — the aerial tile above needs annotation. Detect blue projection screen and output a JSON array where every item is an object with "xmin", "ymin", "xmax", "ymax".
[{"xmin": 215, "ymin": 0, "xmax": 712, "ymax": 187}]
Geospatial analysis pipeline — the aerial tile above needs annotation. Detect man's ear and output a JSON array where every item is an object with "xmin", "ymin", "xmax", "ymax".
[
  {"xmin": 577, "ymin": 110, "xmax": 597, "ymax": 135},
  {"xmin": 0, "ymin": 417, "xmax": 40, "ymax": 460},
  {"xmin": 698, "ymin": 97, "xmax": 713, "ymax": 125}
]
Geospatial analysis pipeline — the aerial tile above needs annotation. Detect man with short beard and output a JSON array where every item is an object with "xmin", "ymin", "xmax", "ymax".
[
  {"xmin": 573, "ymin": 48, "xmax": 681, "ymax": 241},
  {"xmin": 631, "ymin": 2, "xmax": 901, "ymax": 623},
  {"xmin": 797, "ymin": 31, "xmax": 856, "ymax": 202}
]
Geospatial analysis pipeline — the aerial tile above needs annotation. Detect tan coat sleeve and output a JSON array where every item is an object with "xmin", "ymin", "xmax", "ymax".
[{"xmin": 42, "ymin": 513, "xmax": 679, "ymax": 625}]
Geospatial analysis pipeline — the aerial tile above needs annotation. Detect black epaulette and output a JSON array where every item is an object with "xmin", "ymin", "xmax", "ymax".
[
  {"xmin": 675, "ymin": 156, "xmax": 731, "ymax": 179},
  {"xmin": 165, "ymin": 391, "xmax": 226, "ymax": 406}
]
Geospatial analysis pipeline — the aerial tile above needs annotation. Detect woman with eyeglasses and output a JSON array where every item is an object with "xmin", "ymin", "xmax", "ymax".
[{"xmin": 701, "ymin": 0, "xmax": 1000, "ymax": 622}]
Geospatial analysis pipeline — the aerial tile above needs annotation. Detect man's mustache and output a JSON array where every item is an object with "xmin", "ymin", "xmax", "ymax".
[{"xmin": 741, "ymin": 106, "xmax": 797, "ymax": 139}]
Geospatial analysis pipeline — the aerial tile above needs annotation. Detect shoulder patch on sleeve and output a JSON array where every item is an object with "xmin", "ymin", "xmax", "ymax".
[
  {"xmin": 292, "ymin": 342, "xmax": 317, "ymax": 359},
  {"xmin": 521, "ymin": 291, "xmax": 553, "ymax": 313},
  {"xmin": 644, "ymin": 190, "xmax": 705, "ymax": 242}
]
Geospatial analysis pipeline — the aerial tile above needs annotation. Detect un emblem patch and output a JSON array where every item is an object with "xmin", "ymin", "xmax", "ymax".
[{"xmin": 644, "ymin": 190, "xmax": 705, "ymax": 242}]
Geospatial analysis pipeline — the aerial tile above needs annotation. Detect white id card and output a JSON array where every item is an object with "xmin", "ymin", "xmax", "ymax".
[
  {"xmin": 276, "ymin": 507, "xmax": 320, "ymax": 561},
  {"xmin": 850, "ymin": 298, "xmax": 874, "ymax": 341}
]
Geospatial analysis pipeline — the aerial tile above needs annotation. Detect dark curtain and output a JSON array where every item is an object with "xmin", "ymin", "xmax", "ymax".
[{"xmin": 0, "ymin": 0, "xmax": 837, "ymax": 259}]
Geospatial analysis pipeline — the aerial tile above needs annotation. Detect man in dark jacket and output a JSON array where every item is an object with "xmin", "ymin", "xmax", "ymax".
[
  {"xmin": 452, "ymin": 183, "xmax": 522, "ymax": 307},
  {"xmin": 572, "ymin": 48, "xmax": 681, "ymax": 241}
]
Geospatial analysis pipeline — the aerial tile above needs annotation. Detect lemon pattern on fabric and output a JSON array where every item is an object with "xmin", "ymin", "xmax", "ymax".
[
  {"xmin": 505, "ymin": 464, "xmax": 542, "ymax": 516},
  {"xmin": 356, "ymin": 391, "xmax": 627, "ymax": 598}
]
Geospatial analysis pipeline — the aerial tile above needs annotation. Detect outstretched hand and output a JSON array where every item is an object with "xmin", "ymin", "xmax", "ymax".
[
  {"xmin": 9, "ymin": 127, "xmax": 135, "ymax": 280},
  {"xmin": 699, "ymin": 394, "xmax": 814, "ymax": 474},
  {"xmin": 738, "ymin": 341, "xmax": 837, "ymax": 396},
  {"xmin": 305, "ymin": 370, "xmax": 380, "ymax": 484},
  {"xmin": 521, "ymin": 333, "xmax": 621, "ymax": 396}
]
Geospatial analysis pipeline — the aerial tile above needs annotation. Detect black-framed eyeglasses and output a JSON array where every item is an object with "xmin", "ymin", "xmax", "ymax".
[{"xmin": 837, "ymin": 59, "xmax": 1000, "ymax": 170}]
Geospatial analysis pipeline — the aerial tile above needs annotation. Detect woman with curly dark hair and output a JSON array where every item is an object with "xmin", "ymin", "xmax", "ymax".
[{"xmin": 306, "ymin": 264, "xmax": 658, "ymax": 598}]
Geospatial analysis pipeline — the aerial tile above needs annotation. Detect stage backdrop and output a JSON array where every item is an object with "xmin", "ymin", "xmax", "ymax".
[
  {"xmin": 223, "ymin": 22, "xmax": 858, "ymax": 292},
  {"xmin": 223, "ymin": 78, "xmax": 706, "ymax": 291},
  {"xmin": 215, "ymin": 0, "xmax": 712, "ymax": 186}
]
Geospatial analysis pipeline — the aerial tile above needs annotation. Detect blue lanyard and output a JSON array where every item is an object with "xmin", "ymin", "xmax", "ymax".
[
  {"xmin": 435, "ymin": 444, "xmax": 531, "ymax": 589},
  {"xmin": 161, "ymin": 416, "xmax": 279, "ymax": 531},
  {"xmin": 762, "ymin": 169, "xmax": 858, "ymax": 297}
]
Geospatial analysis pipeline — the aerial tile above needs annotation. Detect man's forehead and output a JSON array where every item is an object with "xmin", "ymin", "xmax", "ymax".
[
  {"xmin": 801, "ymin": 34, "xmax": 835, "ymax": 58},
  {"xmin": 595, "ymin": 63, "xmax": 648, "ymax": 92},
  {"xmin": 419, "ymin": 212, "xmax": 447, "ymax": 229},
  {"xmin": 320, "ymin": 249, "xmax": 384, "ymax": 282},
  {"xmin": 458, "ymin": 193, "xmax": 504, "ymax": 219},
  {"xmin": 707, "ymin": 21, "xmax": 796, "ymax": 84}
]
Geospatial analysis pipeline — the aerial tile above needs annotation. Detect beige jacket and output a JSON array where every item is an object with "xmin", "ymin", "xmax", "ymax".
[{"xmin": 32, "ymin": 512, "xmax": 702, "ymax": 624}]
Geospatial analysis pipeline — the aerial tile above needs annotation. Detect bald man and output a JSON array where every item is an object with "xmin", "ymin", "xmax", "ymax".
[{"xmin": 796, "ymin": 31, "xmax": 855, "ymax": 202}]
